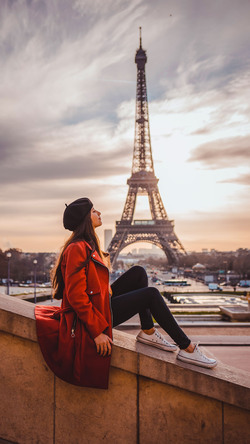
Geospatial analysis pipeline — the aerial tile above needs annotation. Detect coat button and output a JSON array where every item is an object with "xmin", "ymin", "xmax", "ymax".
[
  {"xmin": 93, "ymin": 254, "xmax": 95, "ymax": 257},
  {"xmin": 90, "ymin": 291, "xmax": 93, "ymax": 294}
]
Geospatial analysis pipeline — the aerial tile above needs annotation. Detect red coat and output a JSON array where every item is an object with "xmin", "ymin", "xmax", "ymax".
[{"xmin": 35, "ymin": 240, "xmax": 112, "ymax": 389}]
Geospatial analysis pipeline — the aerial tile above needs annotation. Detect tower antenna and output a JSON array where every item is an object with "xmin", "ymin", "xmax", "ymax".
[{"xmin": 139, "ymin": 26, "xmax": 142, "ymax": 48}]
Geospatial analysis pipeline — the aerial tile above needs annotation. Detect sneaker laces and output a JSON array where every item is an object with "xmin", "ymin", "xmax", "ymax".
[
  {"xmin": 195, "ymin": 343, "xmax": 212, "ymax": 362},
  {"xmin": 155, "ymin": 329, "xmax": 169, "ymax": 345}
]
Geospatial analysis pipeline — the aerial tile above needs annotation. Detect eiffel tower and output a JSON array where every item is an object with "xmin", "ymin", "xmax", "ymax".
[{"xmin": 108, "ymin": 29, "xmax": 186, "ymax": 265}]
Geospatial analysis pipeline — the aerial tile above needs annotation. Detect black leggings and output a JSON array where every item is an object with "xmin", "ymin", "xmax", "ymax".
[{"xmin": 111, "ymin": 265, "xmax": 191, "ymax": 350}]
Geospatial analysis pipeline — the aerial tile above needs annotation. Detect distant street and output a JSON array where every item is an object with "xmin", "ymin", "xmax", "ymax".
[
  {"xmin": 148, "ymin": 271, "xmax": 248, "ymax": 306},
  {"xmin": 0, "ymin": 285, "xmax": 51, "ymax": 297},
  {"xmin": 1, "ymin": 267, "xmax": 248, "ymax": 308}
]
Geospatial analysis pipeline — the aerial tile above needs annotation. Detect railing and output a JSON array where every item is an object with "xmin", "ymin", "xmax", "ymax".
[{"xmin": 133, "ymin": 220, "xmax": 155, "ymax": 225}]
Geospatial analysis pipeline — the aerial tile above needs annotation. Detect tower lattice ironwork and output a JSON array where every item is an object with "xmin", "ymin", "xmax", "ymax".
[{"xmin": 108, "ymin": 29, "xmax": 186, "ymax": 265}]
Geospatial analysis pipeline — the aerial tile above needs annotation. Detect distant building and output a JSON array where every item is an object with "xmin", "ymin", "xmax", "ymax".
[
  {"xmin": 104, "ymin": 229, "xmax": 112, "ymax": 251},
  {"xmin": 192, "ymin": 263, "xmax": 206, "ymax": 271},
  {"xmin": 204, "ymin": 275, "xmax": 216, "ymax": 283},
  {"xmin": 210, "ymin": 249, "xmax": 217, "ymax": 254},
  {"xmin": 138, "ymin": 248, "xmax": 152, "ymax": 255}
]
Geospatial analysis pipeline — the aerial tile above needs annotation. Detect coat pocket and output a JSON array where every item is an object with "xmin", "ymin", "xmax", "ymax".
[{"xmin": 86, "ymin": 285, "xmax": 101, "ymax": 297}]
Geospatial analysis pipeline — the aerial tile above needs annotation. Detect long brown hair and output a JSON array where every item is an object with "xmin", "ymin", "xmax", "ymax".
[{"xmin": 52, "ymin": 211, "xmax": 104, "ymax": 300}]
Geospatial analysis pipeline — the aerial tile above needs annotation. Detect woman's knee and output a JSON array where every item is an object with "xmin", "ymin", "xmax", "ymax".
[
  {"xmin": 130, "ymin": 265, "xmax": 148, "ymax": 286},
  {"xmin": 140, "ymin": 287, "xmax": 162, "ymax": 308},
  {"xmin": 148, "ymin": 286, "xmax": 162, "ymax": 299}
]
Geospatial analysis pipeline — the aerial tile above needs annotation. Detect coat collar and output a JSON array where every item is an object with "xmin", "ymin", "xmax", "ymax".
[{"xmin": 84, "ymin": 240, "xmax": 109, "ymax": 269}]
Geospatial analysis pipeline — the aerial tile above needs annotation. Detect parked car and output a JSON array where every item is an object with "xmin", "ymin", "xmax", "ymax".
[
  {"xmin": 239, "ymin": 280, "xmax": 250, "ymax": 288},
  {"xmin": 208, "ymin": 283, "xmax": 222, "ymax": 291}
]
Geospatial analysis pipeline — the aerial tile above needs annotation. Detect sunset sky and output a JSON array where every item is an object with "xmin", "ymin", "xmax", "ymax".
[{"xmin": 0, "ymin": 0, "xmax": 249, "ymax": 254}]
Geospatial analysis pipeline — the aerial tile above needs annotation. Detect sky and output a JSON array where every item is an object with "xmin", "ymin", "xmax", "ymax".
[{"xmin": 0, "ymin": 0, "xmax": 250, "ymax": 254}]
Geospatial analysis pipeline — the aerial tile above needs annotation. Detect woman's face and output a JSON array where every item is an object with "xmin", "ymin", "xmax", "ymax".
[{"xmin": 91, "ymin": 207, "xmax": 102, "ymax": 228}]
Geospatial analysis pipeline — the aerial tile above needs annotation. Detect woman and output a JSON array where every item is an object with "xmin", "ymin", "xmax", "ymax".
[{"xmin": 35, "ymin": 198, "xmax": 216, "ymax": 390}]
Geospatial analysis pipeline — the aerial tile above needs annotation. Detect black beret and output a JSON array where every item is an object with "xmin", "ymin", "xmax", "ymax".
[{"xmin": 63, "ymin": 198, "xmax": 93, "ymax": 231}]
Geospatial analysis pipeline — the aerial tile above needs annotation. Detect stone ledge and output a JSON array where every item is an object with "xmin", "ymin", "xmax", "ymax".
[{"xmin": 0, "ymin": 292, "xmax": 250, "ymax": 410}]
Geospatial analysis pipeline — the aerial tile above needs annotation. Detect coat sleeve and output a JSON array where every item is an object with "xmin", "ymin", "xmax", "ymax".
[{"xmin": 63, "ymin": 242, "xmax": 109, "ymax": 339}]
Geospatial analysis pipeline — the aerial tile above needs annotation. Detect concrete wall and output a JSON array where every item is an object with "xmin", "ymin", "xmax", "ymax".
[{"xmin": 0, "ymin": 293, "xmax": 250, "ymax": 444}]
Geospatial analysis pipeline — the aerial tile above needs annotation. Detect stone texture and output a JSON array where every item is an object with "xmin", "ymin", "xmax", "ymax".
[
  {"xmin": 1, "ymin": 293, "xmax": 250, "ymax": 411},
  {"xmin": 0, "ymin": 310, "xmax": 37, "ymax": 342},
  {"xmin": 138, "ymin": 346, "xmax": 250, "ymax": 410},
  {"xmin": 111, "ymin": 330, "xmax": 138, "ymax": 374},
  {"xmin": 224, "ymin": 403, "xmax": 250, "ymax": 444},
  {"xmin": 0, "ymin": 332, "xmax": 54, "ymax": 444},
  {"xmin": 1, "ymin": 294, "xmax": 250, "ymax": 444},
  {"xmin": 0, "ymin": 293, "xmax": 36, "ymax": 342},
  {"xmin": 0, "ymin": 293, "xmax": 35, "ymax": 319},
  {"xmin": 139, "ymin": 377, "xmax": 222, "ymax": 444},
  {"xmin": 0, "ymin": 439, "xmax": 19, "ymax": 443},
  {"xmin": 55, "ymin": 367, "xmax": 137, "ymax": 444}
]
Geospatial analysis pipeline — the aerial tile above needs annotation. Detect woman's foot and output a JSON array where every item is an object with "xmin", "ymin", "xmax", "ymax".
[
  {"xmin": 136, "ymin": 329, "xmax": 177, "ymax": 352},
  {"xmin": 177, "ymin": 343, "xmax": 217, "ymax": 369},
  {"xmin": 184, "ymin": 342, "xmax": 196, "ymax": 353}
]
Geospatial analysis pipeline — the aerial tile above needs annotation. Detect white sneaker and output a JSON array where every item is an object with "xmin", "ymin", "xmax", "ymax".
[
  {"xmin": 136, "ymin": 329, "xmax": 177, "ymax": 352},
  {"xmin": 177, "ymin": 343, "xmax": 217, "ymax": 369}
]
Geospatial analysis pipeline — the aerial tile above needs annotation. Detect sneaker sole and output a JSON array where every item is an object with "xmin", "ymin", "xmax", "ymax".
[
  {"xmin": 137, "ymin": 336, "xmax": 177, "ymax": 352},
  {"xmin": 177, "ymin": 354, "xmax": 217, "ymax": 369}
]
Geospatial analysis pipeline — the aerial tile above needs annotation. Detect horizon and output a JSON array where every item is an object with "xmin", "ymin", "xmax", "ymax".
[
  {"xmin": 1, "ymin": 0, "xmax": 250, "ymax": 253},
  {"xmin": 1, "ymin": 243, "xmax": 249, "ymax": 255}
]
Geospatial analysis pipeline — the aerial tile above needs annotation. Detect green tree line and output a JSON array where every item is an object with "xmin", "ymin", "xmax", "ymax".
[
  {"xmin": 0, "ymin": 249, "xmax": 57, "ymax": 284},
  {"xmin": 139, "ymin": 249, "xmax": 250, "ymax": 278},
  {"xmin": 1, "ymin": 247, "xmax": 249, "ymax": 284}
]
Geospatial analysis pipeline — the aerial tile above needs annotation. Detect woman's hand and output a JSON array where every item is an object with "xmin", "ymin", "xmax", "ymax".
[{"xmin": 94, "ymin": 333, "xmax": 113, "ymax": 357}]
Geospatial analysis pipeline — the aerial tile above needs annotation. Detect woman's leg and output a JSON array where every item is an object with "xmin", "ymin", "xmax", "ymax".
[
  {"xmin": 111, "ymin": 265, "xmax": 148, "ymax": 294},
  {"xmin": 111, "ymin": 270, "xmax": 217, "ymax": 367},
  {"xmin": 111, "ymin": 286, "xmax": 191, "ymax": 349},
  {"xmin": 111, "ymin": 266, "xmax": 154, "ymax": 330}
]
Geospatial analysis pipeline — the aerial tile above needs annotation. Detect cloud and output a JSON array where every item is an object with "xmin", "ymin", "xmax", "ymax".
[
  {"xmin": 219, "ymin": 172, "xmax": 250, "ymax": 186},
  {"xmin": 188, "ymin": 136, "xmax": 250, "ymax": 169},
  {"xmin": 1, "ymin": 0, "xmax": 250, "ymax": 252},
  {"xmin": 191, "ymin": 126, "xmax": 211, "ymax": 136},
  {"xmin": 0, "ymin": 142, "xmax": 131, "ymax": 185}
]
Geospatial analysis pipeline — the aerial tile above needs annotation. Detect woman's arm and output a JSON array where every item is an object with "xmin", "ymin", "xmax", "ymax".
[{"xmin": 64, "ymin": 242, "xmax": 109, "ymax": 340}]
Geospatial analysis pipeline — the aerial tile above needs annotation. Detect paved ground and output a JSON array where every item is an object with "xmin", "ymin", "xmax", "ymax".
[{"xmin": 203, "ymin": 346, "xmax": 250, "ymax": 372}]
